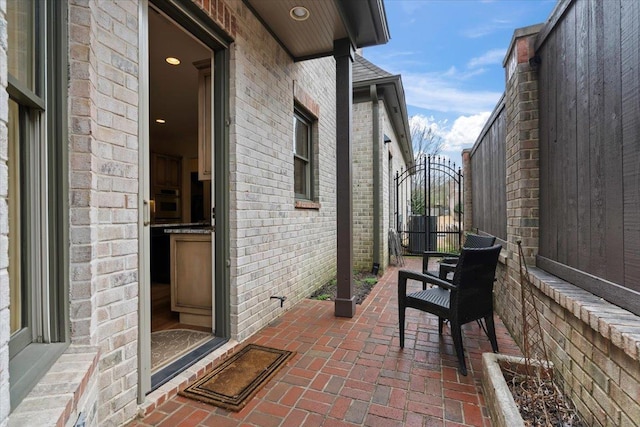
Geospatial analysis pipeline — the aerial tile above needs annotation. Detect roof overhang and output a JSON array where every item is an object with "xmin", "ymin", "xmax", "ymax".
[
  {"xmin": 243, "ymin": 0, "xmax": 390, "ymax": 61},
  {"xmin": 354, "ymin": 76, "xmax": 415, "ymax": 167}
]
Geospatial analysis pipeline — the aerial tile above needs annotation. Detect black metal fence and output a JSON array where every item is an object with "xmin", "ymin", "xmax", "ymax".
[{"xmin": 394, "ymin": 156, "xmax": 463, "ymax": 255}]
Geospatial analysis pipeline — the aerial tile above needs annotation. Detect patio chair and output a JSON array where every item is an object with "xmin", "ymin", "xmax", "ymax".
[
  {"xmin": 422, "ymin": 233, "xmax": 496, "ymax": 283},
  {"xmin": 398, "ymin": 244, "xmax": 502, "ymax": 375}
]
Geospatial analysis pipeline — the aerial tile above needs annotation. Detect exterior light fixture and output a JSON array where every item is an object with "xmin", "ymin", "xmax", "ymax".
[
  {"xmin": 155, "ymin": 119, "xmax": 166, "ymax": 124},
  {"xmin": 384, "ymin": 134, "xmax": 391, "ymax": 144},
  {"xmin": 289, "ymin": 6, "xmax": 310, "ymax": 21},
  {"xmin": 165, "ymin": 57, "xmax": 181, "ymax": 65}
]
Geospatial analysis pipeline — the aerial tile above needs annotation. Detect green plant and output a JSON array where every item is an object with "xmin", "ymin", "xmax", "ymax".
[
  {"xmin": 363, "ymin": 277, "xmax": 378, "ymax": 286},
  {"xmin": 315, "ymin": 294, "xmax": 331, "ymax": 301}
]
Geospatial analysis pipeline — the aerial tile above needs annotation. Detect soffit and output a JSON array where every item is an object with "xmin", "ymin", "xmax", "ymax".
[{"xmin": 244, "ymin": 0, "xmax": 390, "ymax": 60}]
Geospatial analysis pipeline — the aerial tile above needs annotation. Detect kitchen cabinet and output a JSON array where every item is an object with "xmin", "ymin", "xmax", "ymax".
[
  {"xmin": 169, "ymin": 232, "xmax": 212, "ymax": 327},
  {"xmin": 196, "ymin": 61, "xmax": 212, "ymax": 180},
  {"xmin": 152, "ymin": 152, "xmax": 181, "ymax": 189}
]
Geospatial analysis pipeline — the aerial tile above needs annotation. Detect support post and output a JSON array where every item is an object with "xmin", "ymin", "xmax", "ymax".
[{"xmin": 334, "ymin": 38, "xmax": 356, "ymax": 317}]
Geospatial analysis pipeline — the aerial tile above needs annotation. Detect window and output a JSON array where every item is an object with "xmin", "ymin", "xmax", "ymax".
[
  {"xmin": 293, "ymin": 107, "xmax": 314, "ymax": 201},
  {"xmin": 7, "ymin": 0, "xmax": 68, "ymax": 409}
]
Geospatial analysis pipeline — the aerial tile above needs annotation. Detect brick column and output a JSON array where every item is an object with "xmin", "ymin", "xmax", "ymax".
[
  {"xmin": 461, "ymin": 149, "xmax": 473, "ymax": 232},
  {"xmin": 504, "ymin": 24, "xmax": 542, "ymax": 266}
]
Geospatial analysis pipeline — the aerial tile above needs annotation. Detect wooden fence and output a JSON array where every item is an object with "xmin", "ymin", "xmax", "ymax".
[
  {"xmin": 470, "ymin": 0, "xmax": 640, "ymax": 314},
  {"xmin": 469, "ymin": 96, "xmax": 507, "ymax": 241},
  {"xmin": 537, "ymin": 0, "xmax": 640, "ymax": 305}
]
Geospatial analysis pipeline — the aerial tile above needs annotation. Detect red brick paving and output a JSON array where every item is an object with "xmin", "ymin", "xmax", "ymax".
[{"xmin": 128, "ymin": 257, "xmax": 522, "ymax": 426}]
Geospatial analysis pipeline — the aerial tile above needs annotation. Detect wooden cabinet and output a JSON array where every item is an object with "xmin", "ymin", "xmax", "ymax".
[
  {"xmin": 152, "ymin": 153, "xmax": 181, "ymax": 189},
  {"xmin": 170, "ymin": 233, "xmax": 213, "ymax": 327},
  {"xmin": 196, "ymin": 62, "xmax": 212, "ymax": 180}
]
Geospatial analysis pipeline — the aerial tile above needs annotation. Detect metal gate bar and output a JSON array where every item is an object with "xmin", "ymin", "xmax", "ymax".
[{"xmin": 394, "ymin": 156, "xmax": 463, "ymax": 255}]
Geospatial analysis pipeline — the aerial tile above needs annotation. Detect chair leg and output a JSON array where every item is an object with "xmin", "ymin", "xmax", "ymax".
[
  {"xmin": 451, "ymin": 322, "xmax": 467, "ymax": 376},
  {"xmin": 438, "ymin": 317, "xmax": 444, "ymax": 335},
  {"xmin": 485, "ymin": 315, "xmax": 499, "ymax": 353},
  {"xmin": 399, "ymin": 306, "xmax": 405, "ymax": 348}
]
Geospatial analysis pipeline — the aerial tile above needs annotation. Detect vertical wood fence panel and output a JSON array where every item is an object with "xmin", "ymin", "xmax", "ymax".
[
  {"xmin": 575, "ymin": 0, "xmax": 591, "ymax": 273},
  {"xmin": 537, "ymin": 0, "xmax": 640, "ymax": 293},
  {"xmin": 621, "ymin": 0, "xmax": 640, "ymax": 288},
  {"xmin": 469, "ymin": 99, "xmax": 506, "ymax": 241}
]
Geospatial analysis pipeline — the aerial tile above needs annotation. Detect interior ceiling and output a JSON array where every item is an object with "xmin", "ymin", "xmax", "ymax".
[{"xmin": 149, "ymin": 7, "xmax": 210, "ymax": 146}]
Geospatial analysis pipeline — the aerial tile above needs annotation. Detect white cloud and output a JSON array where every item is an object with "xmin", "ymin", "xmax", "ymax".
[
  {"xmin": 410, "ymin": 112, "xmax": 492, "ymax": 154},
  {"xmin": 443, "ymin": 112, "xmax": 492, "ymax": 152},
  {"xmin": 402, "ymin": 72, "xmax": 502, "ymax": 115},
  {"xmin": 467, "ymin": 48, "xmax": 507, "ymax": 68},
  {"xmin": 462, "ymin": 20, "xmax": 513, "ymax": 38},
  {"xmin": 409, "ymin": 115, "xmax": 448, "ymax": 141}
]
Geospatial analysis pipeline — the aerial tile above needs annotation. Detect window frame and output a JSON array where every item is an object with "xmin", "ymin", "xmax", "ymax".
[
  {"xmin": 7, "ymin": 0, "xmax": 69, "ymax": 410},
  {"xmin": 293, "ymin": 105, "xmax": 315, "ymax": 201}
]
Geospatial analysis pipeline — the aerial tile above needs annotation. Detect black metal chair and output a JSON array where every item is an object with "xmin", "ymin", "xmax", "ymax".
[
  {"xmin": 422, "ymin": 234, "xmax": 496, "ymax": 282},
  {"xmin": 399, "ymin": 244, "xmax": 502, "ymax": 375}
]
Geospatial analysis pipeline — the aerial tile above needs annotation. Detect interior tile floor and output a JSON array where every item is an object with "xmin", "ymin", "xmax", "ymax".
[{"xmin": 128, "ymin": 256, "xmax": 522, "ymax": 427}]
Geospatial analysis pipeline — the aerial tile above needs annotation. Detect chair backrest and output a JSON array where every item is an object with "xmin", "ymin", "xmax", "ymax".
[
  {"xmin": 463, "ymin": 234, "xmax": 496, "ymax": 249},
  {"xmin": 450, "ymin": 245, "xmax": 502, "ymax": 322}
]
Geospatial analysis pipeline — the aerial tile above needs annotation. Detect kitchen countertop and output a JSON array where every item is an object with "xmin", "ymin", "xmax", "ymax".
[
  {"xmin": 164, "ymin": 226, "xmax": 214, "ymax": 234},
  {"xmin": 150, "ymin": 222, "xmax": 209, "ymax": 228}
]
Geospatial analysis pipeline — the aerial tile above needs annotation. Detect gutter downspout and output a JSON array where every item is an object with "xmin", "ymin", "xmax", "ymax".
[{"xmin": 370, "ymin": 84, "xmax": 380, "ymax": 268}]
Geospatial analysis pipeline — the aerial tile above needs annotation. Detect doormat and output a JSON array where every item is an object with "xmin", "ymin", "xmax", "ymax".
[{"xmin": 179, "ymin": 343, "xmax": 294, "ymax": 411}]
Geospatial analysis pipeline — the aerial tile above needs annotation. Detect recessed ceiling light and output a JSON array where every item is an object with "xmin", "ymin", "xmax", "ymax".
[
  {"xmin": 155, "ymin": 119, "xmax": 166, "ymax": 124},
  {"xmin": 289, "ymin": 6, "xmax": 310, "ymax": 21},
  {"xmin": 165, "ymin": 57, "xmax": 181, "ymax": 65}
]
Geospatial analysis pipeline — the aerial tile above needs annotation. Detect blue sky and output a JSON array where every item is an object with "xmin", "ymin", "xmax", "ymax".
[{"xmin": 363, "ymin": 0, "xmax": 557, "ymax": 165}]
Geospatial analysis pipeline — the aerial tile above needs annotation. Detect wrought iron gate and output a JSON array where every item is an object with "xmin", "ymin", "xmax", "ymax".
[{"xmin": 394, "ymin": 156, "xmax": 463, "ymax": 254}]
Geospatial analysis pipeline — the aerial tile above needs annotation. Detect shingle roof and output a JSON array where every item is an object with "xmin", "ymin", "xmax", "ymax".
[{"xmin": 353, "ymin": 54, "xmax": 393, "ymax": 82}]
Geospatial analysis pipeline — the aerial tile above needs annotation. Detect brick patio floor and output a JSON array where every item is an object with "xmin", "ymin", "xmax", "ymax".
[{"xmin": 128, "ymin": 257, "xmax": 522, "ymax": 427}]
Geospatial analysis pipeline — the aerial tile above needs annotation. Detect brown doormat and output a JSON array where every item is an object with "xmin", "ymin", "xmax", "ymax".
[{"xmin": 179, "ymin": 343, "xmax": 294, "ymax": 411}]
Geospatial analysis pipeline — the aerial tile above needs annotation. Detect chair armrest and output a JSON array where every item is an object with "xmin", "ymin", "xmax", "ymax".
[
  {"xmin": 438, "ymin": 262, "xmax": 457, "ymax": 280},
  {"xmin": 423, "ymin": 251, "xmax": 458, "ymax": 258},
  {"xmin": 422, "ymin": 251, "xmax": 459, "ymax": 274},
  {"xmin": 398, "ymin": 269, "xmax": 456, "ymax": 295}
]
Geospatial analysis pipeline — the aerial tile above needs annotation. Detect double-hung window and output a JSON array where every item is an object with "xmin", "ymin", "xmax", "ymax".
[
  {"xmin": 7, "ymin": 0, "xmax": 68, "ymax": 409},
  {"xmin": 293, "ymin": 107, "xmax": 314, "ymax": 200}
]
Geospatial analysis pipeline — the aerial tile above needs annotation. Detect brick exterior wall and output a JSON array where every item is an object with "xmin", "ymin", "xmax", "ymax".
[
  {"xmin": 488, "ymin": 26, "xmax": 640, "ymax": 427},
  {"xmin": 352, "ymin": 102, "xmax": 374, "ymax": 271},
  {"xmin": 0, "ymin": 0, "xmax": 10, "ymax": 424},
  {"xmin": 67, "ymin": 1, "xmax": 141, "ymax": 425},
  {"xmin": 1, "ymin": 0, "xmax": 364, "ymax": 424},
  {"xmin": 352, "ymin": 98, "xmax": 407, "ymax": 273},
  {"xmin": 382, "ymin": 108, "xmax": 406, "ymax": 270},
  {"xmin": 228, "ymin": 3, "xmax": 338, "ymax": 341},
  {"xmin": 461, "ymin": 149, "xmax": 472, "ymax": 232}
]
